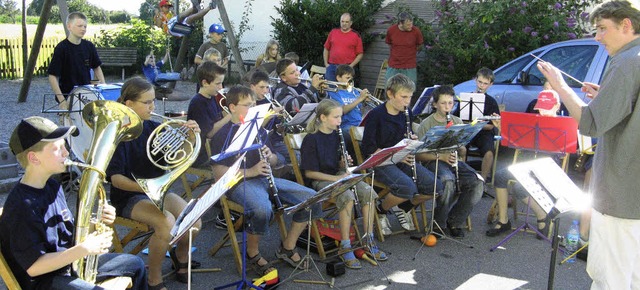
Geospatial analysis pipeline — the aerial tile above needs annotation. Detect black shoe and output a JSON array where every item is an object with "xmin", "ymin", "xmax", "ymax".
[
  {"xmin": 215, "ymin": 211, "xmax": 240, "ymax": 230},
  {"xmin": 486, "ymin": 220, "xmax": 511, "ymax": 237},
  {"xmin": 576, "ymin": 246, "xmax": 588, "ymax": 261},
  {"xmin": 449, "ymin": 227, "xmax": 465, "ymax": 239}
]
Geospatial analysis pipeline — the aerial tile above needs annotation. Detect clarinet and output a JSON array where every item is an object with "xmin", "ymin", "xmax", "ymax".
[
  {"xmin": 446, "ymin": 113, "xmax": 461, "ymax": 194},
  {"xmin": 337, "ymin": 127, "xmax": 362, "ymax": 216},
  {"xmin": 404, "ymin": 107, "xmax": 417, "ymax": 183},
  {"xmin": 256, "ymin": 135, "xmax": 284, "ymax": 211}
]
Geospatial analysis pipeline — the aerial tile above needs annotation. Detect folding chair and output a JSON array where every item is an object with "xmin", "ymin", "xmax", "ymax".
[
  {"xmin": 310, "ymin": 65, "xmax": 326, "ymax": 78},
  {"xmin": 0, "ymin": 242, "xmax": 20, "ymax": 290},
  {"xmin": 372, "ymin": 60, "xmax": 388, "ymax": 101},
  {"xmin": 208, "ymin": 196, "xmax": 287, "ymax": 274},
  {"xmin": 110, "ymin": 217, "xmax": 152, "ymax": 255},
  {"xmin": 283, "ymin": 132, "xmax": 343, "ymax": 260}
]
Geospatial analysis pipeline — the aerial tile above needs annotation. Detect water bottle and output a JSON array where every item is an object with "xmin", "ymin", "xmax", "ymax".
[{"xmin": 563, "ymin": 220, "xmax": 580, "ymax": 263}]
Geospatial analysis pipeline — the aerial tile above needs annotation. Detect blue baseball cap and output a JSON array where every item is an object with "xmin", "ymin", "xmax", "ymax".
[{"xmin": 209, "ymin": 23, "xmax": 226, "ymax": 34}]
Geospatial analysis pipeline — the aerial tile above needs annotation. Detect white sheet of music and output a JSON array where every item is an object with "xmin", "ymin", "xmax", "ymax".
[
  {"xmin": 170, "ymin": 153, "xmax": 246, "ymax": 245},
  {"xmin": 378, "ymin": 139, "xmax": 423, "ymax": 166},
  {"xmin": 223, "ymin": 103, "xmax": 271, "ymax": 154}
]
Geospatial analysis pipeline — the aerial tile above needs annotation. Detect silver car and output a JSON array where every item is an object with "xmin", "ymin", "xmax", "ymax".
[{"xmin": 454, "ymin": 38, "xmax": 609, "ymax": 112}]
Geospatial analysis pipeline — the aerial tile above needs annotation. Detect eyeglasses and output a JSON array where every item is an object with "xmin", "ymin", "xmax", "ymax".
[
  {"xmin": 236, "ymin": 102, "xmax": 256, "ymax": 108},
  {"xmin": 135, "ymin": 99, "xmax": 155, "ymax": 106}
]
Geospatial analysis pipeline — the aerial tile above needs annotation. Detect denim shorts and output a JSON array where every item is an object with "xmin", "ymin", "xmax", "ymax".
[{"xmin": 119, "ymin": 194, "xmax": 150, "ymax": 219}]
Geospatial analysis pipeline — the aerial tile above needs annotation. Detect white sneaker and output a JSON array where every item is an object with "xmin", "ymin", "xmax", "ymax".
[
  {"xmin": 378, "ymin": 215, "xmax": 392, "ymax": 236},
  {"xmin": 392, "ymin": 206, "xmax": 416, "ymax": 231}
]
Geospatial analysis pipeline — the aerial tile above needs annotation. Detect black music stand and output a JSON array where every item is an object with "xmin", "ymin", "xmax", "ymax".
[
  {"xmin": 279, "ymin": 174, "xmax": 368, "ymax": 287},
  {"xmin": 490, "ymin": 112, "xmax": 578, "ymax": 252},
  {"xmin": 458, "ymin": 93, "xmax": 486, "ymax": 122},
  {"xmin": 413, "ymin": 122, "xmax": 486, "ymax": 251},
  {"xmin": 507, "ymin": 158, "xmax": 587, "ymax": 290},
  {"xmin": 211, "ymin": 104, "xmax": 271, "ymax": 290}
]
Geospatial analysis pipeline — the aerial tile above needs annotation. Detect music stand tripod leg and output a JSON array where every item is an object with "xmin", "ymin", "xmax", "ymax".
[
  {"xmin": 361, "ymin": 171, "xmax": 391, "ymax": 284},
  {"xmin": 489, "ymin": 197, "xmax": 551, "ymax": 251}
]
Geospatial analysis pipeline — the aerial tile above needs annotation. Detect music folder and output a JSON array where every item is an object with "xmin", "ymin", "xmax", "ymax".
[
  {"xmin": 350, "ymin": 141, "xmax": 408, "ymax": 172},
  {"xmin": 508, "ymin": 157, "xmax": 588, "ymax": 219},
  {"xmin": 285, "ymin": 173, "xmax": 368, "ymax": 215},
  {"xmin": 417, "ymin": 121, "xmax": 487, "ymax": 153},
  {"xmin": 170, "ymin": 153, "xmax": 246, "ymax": 245}
]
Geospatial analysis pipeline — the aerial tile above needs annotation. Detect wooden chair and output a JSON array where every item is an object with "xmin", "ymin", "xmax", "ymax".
[
  {"xmin": 180, "ymin": 139, "xmax": 215, "ymax": 200},
  {"xmin": 110, "ymin": 217, "xmax": 152, "ymax": 255},
  {"xmin": 349, "ymin": 126, "xmax": 424, "ymax": 240},
  {"xmin": 283, "ymin": 132, "xmax": 342, "ymax": 260},
  {"xmin": 208, "ymin": 196, "xmax": 287, "ymax": 274},
  {"xmin": 372, "ymin": 60, "xmax": 388, "ymax": 101},
  {"xmin": 310, "ymin": 65, "xmax": 326, "ymax": 78}
]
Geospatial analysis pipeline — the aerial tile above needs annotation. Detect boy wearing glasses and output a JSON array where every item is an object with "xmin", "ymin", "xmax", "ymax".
[{"xmin": 209, "ymin": 85, "xmax": 321, "ymax": 276}]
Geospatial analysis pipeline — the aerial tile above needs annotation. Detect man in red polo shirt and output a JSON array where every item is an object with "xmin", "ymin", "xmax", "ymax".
[
  {"xmin": 323, "ymin": 13, "xmax": 364, "ymax": 81},
  {"xmin": 385, "ymin": 11, "xmax": 423, "ymax": 84}
]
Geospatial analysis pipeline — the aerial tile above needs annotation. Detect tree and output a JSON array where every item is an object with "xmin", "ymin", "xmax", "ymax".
[
  {"xmin": 0, "ymin": 0, "xmax": 19, "ymax": 23},
  {"xmin": 27, "ymin": 0, "xmax": 107, "ymax": 23},
  {"xmin": 272, "ymin": 0, "xmax": 384, "ymax": 66},
  {"xmin": 417, "ymin": 0, "xmax": 602, "ymax": 87}
]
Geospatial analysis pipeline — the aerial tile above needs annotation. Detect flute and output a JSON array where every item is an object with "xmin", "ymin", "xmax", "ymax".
[
  {"xmin": 256, "ymin": 135, "xmax": 284, "ymax": 211},
  {"xmin": 404, "ymin": 107, "xmax": 417, "ymax": 183}
]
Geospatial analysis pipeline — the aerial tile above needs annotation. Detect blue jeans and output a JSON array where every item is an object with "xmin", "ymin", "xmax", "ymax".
[
  {"xmin": 493, "ymin": 167, "xmax": 528, "ymax": 200},
  {"xmin": 49, "ymin": 253, "xmax": 147, "ymax": 290},
  {"xmin": 226, "ymin": 177, "xmax": 322, "ymax": 235},
  {"xmin": 374, "ymin": 162, "xmax": 443, "ymax": 200},
  {"xmin": 425, "ymin": 160, "xmax": 483, "ymax": 228}
]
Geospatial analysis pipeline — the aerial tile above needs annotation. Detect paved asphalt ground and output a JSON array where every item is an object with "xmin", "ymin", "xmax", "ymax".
[{"xmin": 0, "ymin": 77, "xmax": 592, "ymax": 289}]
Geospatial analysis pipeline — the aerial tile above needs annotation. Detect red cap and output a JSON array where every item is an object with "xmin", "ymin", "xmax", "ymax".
[
  {"xmin": 534, "ymin": 90, "xmax": 559, "ymax": 111},
  {"xmin": 159, "ymin": 0, "xmax": 173, "ymax": 7}
]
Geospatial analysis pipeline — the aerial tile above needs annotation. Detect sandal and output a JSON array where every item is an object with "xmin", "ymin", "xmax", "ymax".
[
  {"xmin": 536, "ymin": 218, "xmax": 550, "ymax": 240},
  {"xmin": 275, "ymin": 243, "xmax": 306, "ymax": 269},
  {"xmin": 338, "ymin": 246, "xmax": 362, "ymax": 269},
  {"xmin": 169, "ymin": 247, "xmax": 190, "ymax": 284},
  {"xmin": 148, "ymin": 282, "xmax": 167, "ymax": 290},
  {"xmin": 367, "ymin": 244, "xmax": 388, "ymax": 261},
  {"xmin": 247, "ymin": 252, "xmax": 277, "ymax": 276}
]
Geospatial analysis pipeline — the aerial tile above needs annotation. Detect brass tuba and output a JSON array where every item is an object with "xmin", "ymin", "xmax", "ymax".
[
  {"xmin": 134, "ymin": 112, "xmax": 201, "ymax": 210},
  {"xmin": 71, "ymin": 100, "xmax": 143, "ymax": 283}
]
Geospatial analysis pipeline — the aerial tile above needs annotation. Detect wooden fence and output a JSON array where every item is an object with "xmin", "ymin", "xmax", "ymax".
[{"xmin": 0, "ymin": 37, "xmax": 63, "ymax": 79}]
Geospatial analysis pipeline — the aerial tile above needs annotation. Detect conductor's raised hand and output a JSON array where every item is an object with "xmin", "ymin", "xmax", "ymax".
[
  {"xmin": 537, "ymin": 62, "xmax": 568, "ymax": 90},
  {"xmin": 581, "ymin": 82, "xmax": 600, "ymax": 99}
]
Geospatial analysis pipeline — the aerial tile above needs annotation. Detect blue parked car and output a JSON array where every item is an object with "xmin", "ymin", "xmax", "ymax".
[{"xmin": 454, "ymin": 38, "xmax": 609, "ymax": 112}]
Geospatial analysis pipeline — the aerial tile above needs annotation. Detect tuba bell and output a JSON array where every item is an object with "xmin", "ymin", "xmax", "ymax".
[
  {"xmin": 134, "ymin": 112, "xmax": 201, "ymax": 211},
  {"xmin": 72, "ymin": 100, "xmax": 143, "ymax": 283}
]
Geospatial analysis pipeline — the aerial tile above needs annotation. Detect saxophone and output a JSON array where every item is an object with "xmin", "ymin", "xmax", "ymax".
[{"xmin": 70, "ymin": 100, "xmax": 143, "ymax": 283}]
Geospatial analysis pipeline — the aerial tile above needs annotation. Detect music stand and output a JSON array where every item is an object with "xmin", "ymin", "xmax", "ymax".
[
  {"xmin": 413, "ymin": 122, "xmax": 486, "ymax": 251},
  {"xmin": 286, "ymin": 103, "xmax": 317, "ymax": 129},
  {"xmin": 507, "ymin": 158, "xmax": 588, "ymax": 290},
  {"xmin": 458, "ymin": 93, "xmax": 486, "ymax": 122},
  {"xmin": 169, "ymin": 154, "xmax": 245, "ymax": 289},
  {"xmin": 279, "ymin": 174, "xmax": 368, "ymax": 287},
  {"xmin": 411, "ymin": 85, "xmax": 440, "ymax": 117},
  {"xmin": 490, "ymin": 112, "xmax": 578, "ymax": 252},
  {"xmin": 211, "ymin": 105, "xmax": 272, "ymax": 290}
]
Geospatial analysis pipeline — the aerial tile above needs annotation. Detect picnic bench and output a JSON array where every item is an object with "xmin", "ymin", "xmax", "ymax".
[{"xmin": 96, "ymin": 47, "xmax": 138, "ymax": 80}]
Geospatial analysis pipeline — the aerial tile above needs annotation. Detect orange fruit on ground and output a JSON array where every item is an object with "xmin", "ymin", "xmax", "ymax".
[{"xmin": 421, "ymin": 234, "xmax": 437, "ymax": 247}]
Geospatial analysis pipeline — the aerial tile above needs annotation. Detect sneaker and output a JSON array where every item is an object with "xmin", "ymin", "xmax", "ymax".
[
  {"xmin": 378, "ymin": 215, "xmax": 392, "ymax": 236},
  {"xmin": 215, "ymin": 211, "xmax": 240, "ymax": 230},
  {"xmin": 392, "ymin": 206, "xmax": 415, "ymax": 231}
]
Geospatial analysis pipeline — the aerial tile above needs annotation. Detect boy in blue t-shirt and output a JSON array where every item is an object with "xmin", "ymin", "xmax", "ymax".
[
  {"xmin": 142, "ymin": 48, "xmax": 179, "ymax": 86},
  {"xmin": 0, "ymin": 117, "xmax": 147, "ymax": 290}
]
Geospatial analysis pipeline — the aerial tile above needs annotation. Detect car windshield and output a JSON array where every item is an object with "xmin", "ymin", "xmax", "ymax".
[
  {"xmin": 528, "ymin": 45, "xmax": 599, "ymax": 87},
  {"xmin": 494, "ymin": 54, "xmax": 536, "ymax": 84}
]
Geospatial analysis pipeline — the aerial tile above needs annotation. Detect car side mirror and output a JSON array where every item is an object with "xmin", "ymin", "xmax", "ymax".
[{"xmin": 517, "ymin": 71, "xmax": 529, "ymax": 84}]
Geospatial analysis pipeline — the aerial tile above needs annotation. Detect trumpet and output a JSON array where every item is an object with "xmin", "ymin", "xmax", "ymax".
[{"xmin": 354, "ymin": 87, "xmax": 384, "ymax": 108}]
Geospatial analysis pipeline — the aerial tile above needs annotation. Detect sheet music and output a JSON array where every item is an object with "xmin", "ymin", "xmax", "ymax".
[
  {"xmin": 508, "ymin": 158, "xmax": 586, "ymax": 219},
  {"xmin": 377, "ymin": 139, "xmax": 423, "ymax": 166},
  {"xmin": 287, "ymin": 103, "xmax": 318, "ymax": 127},
  {"xmin": 285, "ymin": 173, "xmax": 368, "ymax": 215},
  {"xmin": 411, "ymin": 86, "xmax": 440, "ymax": 116},
  {"xmin": 170, "ymin": 153, "xmax": 246, "ymax": 245},
  {"xmin": 349, "ymin": 142, "xmax": 408, "ymax": 172},
  {"xmin": 418, "ymin": 122, "xmax": 486, "ymax": 152},
  {"xmin": 211, "ymin": 104, "xmax": 270, "ymax": 161},
  {"xmin": 458, "ymin": 93, "xmax": 486, "ymax": 122}
]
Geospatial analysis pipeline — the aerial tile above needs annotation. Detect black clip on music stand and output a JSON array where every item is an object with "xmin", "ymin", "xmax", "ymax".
[
  {"xmin": 412, "ymin": 122, "xmax": 486, "ymax": 255},
  {"xmin": 212, "ymin": 105, "xmax": 271, "ymax": 290},
  {"xmin": 168, "ymin": 155, "xmax": 246, "ymax": 289},
  {"xmin": 490, "ymin": 112, "xmax": 578, "ymax": 252},
  {"xmin": 506, "ymin": 158, "xmax": 587, "ymax": 290},
  {"xmin": 278, "ymin": 174, "xmax": 369, "ymax": 287}
]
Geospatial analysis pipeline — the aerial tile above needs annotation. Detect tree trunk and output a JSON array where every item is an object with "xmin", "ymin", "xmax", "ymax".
[
  {"xmin": 21, "ymin": 0, "xmax": 27, "ymax": 76},
  {"xmin": 217, "ymin": 0, "xmax": 246, "ymax": 76},
  {"xmin": 17, "ymin": 0, "xmax": 54, "ymax": 103}
]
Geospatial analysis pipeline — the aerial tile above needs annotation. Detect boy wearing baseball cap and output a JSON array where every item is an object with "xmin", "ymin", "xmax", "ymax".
[
  {"xmin": 0, "ymin": 116, "xmax": 147, "ymax": 289},
  {"xmin": 194, "ymin": 23, "xmax": 229, "ymax": 66}
]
